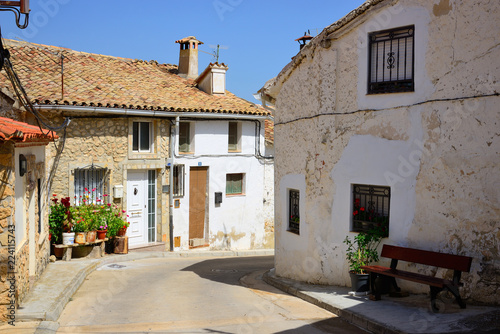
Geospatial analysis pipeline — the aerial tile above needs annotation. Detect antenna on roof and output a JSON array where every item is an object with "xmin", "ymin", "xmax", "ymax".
[
  {"xmin": 0, "ymin": 0, "xmax": 30, "ymax": 29},
  {"xmin": 199, "ymin": 44, "xmax": 229, "ymax": 63}
]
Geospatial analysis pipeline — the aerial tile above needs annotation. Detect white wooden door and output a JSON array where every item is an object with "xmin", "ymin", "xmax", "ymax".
[{"xmin": 127, "ymin": 170, "xmax": 148, "ymax": 246}]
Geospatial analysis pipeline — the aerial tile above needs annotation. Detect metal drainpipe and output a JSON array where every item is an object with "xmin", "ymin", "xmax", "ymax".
[{"xmin": 168, "ymin": 117, "xmax": 179, "ymax": 251}]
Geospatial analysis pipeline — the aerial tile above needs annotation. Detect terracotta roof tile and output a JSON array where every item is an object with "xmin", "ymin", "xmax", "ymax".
[
  {"xmin": 0, "ymin": 40, "xmax": 268, "ymax": 117},
  {"xmin": 0, "ymin": 116, "xmax": 58, "ymax": 143}
]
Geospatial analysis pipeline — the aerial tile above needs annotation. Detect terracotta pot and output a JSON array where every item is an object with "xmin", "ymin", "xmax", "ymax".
[
  {"xmin": 117, "ymin": 227, "xmax": 127, "ymax": 237},
  {"xmin": 75, "ymin": 232, "xmax": 86, "ymax": 244},
  {"xmin": 86, "ymin": 230, "xmax": 97, "ymax": 243},
  {"xmin": 97, "ymin": 230, "xmax": 107, "ymax": 240}
]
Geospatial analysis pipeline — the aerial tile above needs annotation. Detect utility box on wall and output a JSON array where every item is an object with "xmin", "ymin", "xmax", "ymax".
[
  {"xmin": 113, "ymin": 185, "xmax": 123, "ymax": 198},
  {"xmin": 215, "ymin": 192, "xmax": 222, "ymax": 204}
]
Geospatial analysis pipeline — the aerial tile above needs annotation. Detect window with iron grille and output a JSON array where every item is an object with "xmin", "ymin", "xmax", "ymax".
[
  {"xmin": 74, "ymin": 167, "xmax": 108, "ymax": 205},
  {"xmin": 226, "ymin": 173, "xmax": 244, "ymax": 195},
  {"xmin": 368, "ymin": 25, "xmax": 414, "ymax": 94},
  {"xmin": 173, "ymin": 164, "xmax": 185, "ymax": 197},
  {"xmin": 288, "ymin": 189, "xmax": 300, "ymax": 235},
  {"xmin": 352, "ymin": 184, "xmax": 390, "ymax": 237},
  {"xmin": 132, "ymin": 121, "xmax": 153, "ymax": 152}
]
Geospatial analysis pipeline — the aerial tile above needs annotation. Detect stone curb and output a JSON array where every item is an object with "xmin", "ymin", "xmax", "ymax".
[
  {"xmin": 262, "ymin": 269, "xmax": 404, "ymax": 334},
  {"xmin": 18, "ymin": 249, "xmax": 274, "ymax": 325}
]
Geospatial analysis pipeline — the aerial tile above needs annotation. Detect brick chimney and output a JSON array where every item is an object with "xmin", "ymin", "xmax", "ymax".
[
  {"xmin": 196, "ymin": 63, "xmax": 228, "ymax": 96},
  {"xmin": 175, "ymin": 36, "xmax": 203, "ymax": 79}
]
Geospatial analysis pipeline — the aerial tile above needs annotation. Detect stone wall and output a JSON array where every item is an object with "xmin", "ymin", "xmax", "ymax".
[
  {"xmin": 0, "ymin": 142, "xmax": 15, "ymax": 323},
  {"xmin": 44, "ymin": 113, "xmax": 170, "ymax": 247},
  {"xmin": 272, "ymin": 0, "xmax": 499, "ymax": 304}
]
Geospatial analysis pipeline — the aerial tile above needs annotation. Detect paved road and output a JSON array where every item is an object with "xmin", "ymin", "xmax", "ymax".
[{"xmin": 56, "ymin": 255, "xmax": 366, "ymax": 333}]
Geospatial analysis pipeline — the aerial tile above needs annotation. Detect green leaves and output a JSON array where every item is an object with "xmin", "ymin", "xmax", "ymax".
[{"xmin": 343, "ymin": 231, "xmax": 383, "ymax": 274}]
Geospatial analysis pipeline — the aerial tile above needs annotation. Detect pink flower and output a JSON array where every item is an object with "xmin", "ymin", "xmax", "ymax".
[{"xmin": 107, "ymin": 203, "xmax": 111, "ymax": 207}]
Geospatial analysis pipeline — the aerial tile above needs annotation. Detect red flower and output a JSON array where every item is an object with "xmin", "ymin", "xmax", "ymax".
[
  {"xmin": 107, "ymin": 203, "xmax": 111, "ymax": 207},
  {"xmin": 360, "ymin": 207, "xmax": 365, "ymax": 212},
  {"xmin": 353, "ymin": 210, "xmax": 359, "ymax": 216}
]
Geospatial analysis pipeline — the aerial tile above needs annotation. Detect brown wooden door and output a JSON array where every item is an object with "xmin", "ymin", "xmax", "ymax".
[{"xmin": 189, "ymin": 167, "xmax": 207, "ymax": 240}]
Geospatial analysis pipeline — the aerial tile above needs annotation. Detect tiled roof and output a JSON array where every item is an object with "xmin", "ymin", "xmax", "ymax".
[
  {"xmin": 0, "ymin": 116, "xmax": 58, "ymax": 143},
  {"xmin": 265, "ymin": 118, "xmax": 274, "ymax": 144},
  {"xmin": 0, "ymin": 39, "xmax": 268, "ymax": 116}
]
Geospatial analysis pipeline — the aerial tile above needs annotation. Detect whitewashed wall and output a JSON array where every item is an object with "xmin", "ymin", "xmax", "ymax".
[
  {"xmin": 173, "ymin": 120, "xmax": 274, "ymax": 250},
  {"xmin": 272, "ymin": 0, "xmax": 500, "ymax": 304}
]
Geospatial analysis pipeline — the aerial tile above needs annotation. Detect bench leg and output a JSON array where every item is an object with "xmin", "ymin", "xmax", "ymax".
[
  {"xmin": 446, "ymin": 285, "xmax": 466, "ymax": 309},
  {"xmin": 369, "ymin": 272, "xmax": 381, "ymax": 300},
  {"xmin": 389, "ymin": 277, "xmax": 400, "ymax": 293},
  {"xmin": 430, "ymin": 286, "xmax": 443, "ymax": 313}
]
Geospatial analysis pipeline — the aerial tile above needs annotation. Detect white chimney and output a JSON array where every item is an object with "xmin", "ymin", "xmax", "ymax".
[
  {"xmin": 175, "ymin": 36, "xmax": 203, "ymax": 79},
  {"xmin": 196, "ymin": 63, "xmax": 228, "ymax": 96}
]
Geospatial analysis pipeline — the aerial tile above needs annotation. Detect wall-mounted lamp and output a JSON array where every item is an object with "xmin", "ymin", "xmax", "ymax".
[{"xmin": 19, "ymin": 154, "xmax": 27, "ymax": 177}]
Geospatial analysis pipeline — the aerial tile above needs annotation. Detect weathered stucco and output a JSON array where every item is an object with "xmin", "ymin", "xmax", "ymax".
[{"xmin": 272, "ymin": 0, "xmax": 499, "ymax": 305}]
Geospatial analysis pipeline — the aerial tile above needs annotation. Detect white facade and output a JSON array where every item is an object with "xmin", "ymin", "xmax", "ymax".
[
  {"xmin": 265, "ymin": 0, "xmax": 500, "ymax": 305},
  {"xmin": 172, "ymin": 119, "xmax": 274, "ymax": 250}
]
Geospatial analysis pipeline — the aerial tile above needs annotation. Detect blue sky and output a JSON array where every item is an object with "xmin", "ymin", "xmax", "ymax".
[{"xmin": 1, "ymin": 0, "xmax": 365, "ymax": 103}]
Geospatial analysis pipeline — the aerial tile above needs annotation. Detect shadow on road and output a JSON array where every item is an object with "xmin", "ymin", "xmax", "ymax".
[{"xmin": 180, "ymin": 255, "xmax": 280, "ymax": 293}]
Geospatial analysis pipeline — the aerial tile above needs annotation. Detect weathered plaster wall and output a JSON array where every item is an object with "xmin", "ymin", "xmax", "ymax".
[{"xmin": 273, "ymin": 0, "xmax": 499, "ymax": 304}]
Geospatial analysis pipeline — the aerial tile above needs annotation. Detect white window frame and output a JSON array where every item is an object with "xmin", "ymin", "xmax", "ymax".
[{"xmin": 132, "ymin": 121, "xmax": 153, "ymax": 153}]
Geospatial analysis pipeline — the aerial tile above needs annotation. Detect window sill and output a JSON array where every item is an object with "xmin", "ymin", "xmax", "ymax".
[
  {"xmin": 287, "ymin": 229, "xmax": 300, "ymax": 235},
  {"xmin": 226, "ymin": 193, "xmax": 245, "ymax": 197},
  {"xmin": 178, "ymin": 151, "xmax": 194, "ymax": 155},
  {"xmin": 228, "ymin": 150, "xmax": 242, "ymax": 153}
]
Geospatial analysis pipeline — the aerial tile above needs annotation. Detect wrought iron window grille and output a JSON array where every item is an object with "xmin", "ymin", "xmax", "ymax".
[
  {"xmin": 288, "ymin": 189, "xmax": 300, "ymax": 234},
  {"xmin": 368, "ymin": 25, "xmax": 415, "ymax": 94},
  {"xmin": 74, "ymin": 164, "xmax": 109, "ymax": 205},
  {"xmin": 352, "ymin": 184, "xmax": 390, "ymax": 236}
]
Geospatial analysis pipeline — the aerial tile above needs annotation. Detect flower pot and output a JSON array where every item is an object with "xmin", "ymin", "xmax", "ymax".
[
  {"xmin": 349, "ymin": 272, "xmax": 370, "ymax": 292},
  {"xmin": 75, "ymin": 232, "xmax": 87, "ymax": 244},
  {"xmin": 52, "ymin": 244, "xmax": 64, "ymax": 258},
  {"xmin": 97, "ymin": 230, "xmax": 107, "ymax": 240},
  {"xmin": 62, "ymin": 232, "xmax": 75, "ymax": 245},
  {"xmin": 86, "ymin": 230, "xmax": 97, "ymax": 243},
  {"xmin": 117, "ymin": 227, "xmax": 127, "ymax": 237}
]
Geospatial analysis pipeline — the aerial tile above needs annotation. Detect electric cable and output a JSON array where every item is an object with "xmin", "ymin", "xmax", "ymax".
[{"xmin": 0, "ymin": 29, "xmax": 71, "ymax": 134}]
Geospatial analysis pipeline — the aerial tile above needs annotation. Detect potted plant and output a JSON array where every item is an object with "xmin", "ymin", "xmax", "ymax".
[
  {"xmin": 343, "ymin": 226, "xmax": 384, "ymax": 292},
  {"xmin": 50, "ymin": 195, "xmax": 75, "ymax": 247}
]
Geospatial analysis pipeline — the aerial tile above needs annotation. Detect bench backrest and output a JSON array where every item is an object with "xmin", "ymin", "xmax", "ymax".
[{"xmin": 381, "ymin": 244, "xmax": 472, "ymax": 272}]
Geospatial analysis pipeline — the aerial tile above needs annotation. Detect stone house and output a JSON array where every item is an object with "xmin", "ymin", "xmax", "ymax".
[
  {"xmin": 0, "ymin": 88, "xmax": 57, "ymax": 322},
  {"xmin": 0, "ymin": 37, "xmax": 273, "ymax": 251},
  {"xmin": 259, "ymin": 0, "xmax": 499, "ymax": 305}
]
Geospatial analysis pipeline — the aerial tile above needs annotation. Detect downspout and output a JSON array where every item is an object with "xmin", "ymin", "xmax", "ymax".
[{"xmin": 168, "ymin": 117, "xmax": 179, "ymax": 251}]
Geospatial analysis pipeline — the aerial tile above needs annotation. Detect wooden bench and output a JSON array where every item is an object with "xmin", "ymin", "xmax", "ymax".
[
  {"xmin": 361, "ymin": 244, "xmax": 472, "ymax": 312},
  {"xmin": 54, "ymin": 239, "xmax": 108, "ymax": 261}
]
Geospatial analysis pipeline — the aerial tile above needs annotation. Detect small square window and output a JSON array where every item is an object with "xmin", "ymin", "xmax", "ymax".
[
  {"xmin": 132, "ymin": 121, "xmax": 152, "ymax": 152},
  {"xmin": 368, "ymin": 25, "xmax": 414, "ymax": 94},
  {"xmin": 288, "ymin": 189, "xmax": 300, "ymax": 235},
  {"xmin": 173, "ymin": 165, "xmax": 185, "ymax": 197},
  {"xmin": 226, "ymin": 173, "xmax": 244, "ymax": 195},
  {"xmin": 179, "ymin": 122, "xmax": 192, "ymax": 153},
  {"xmin": 352, "ymin": 184, "xmax": 390, "ymax": 237}
]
